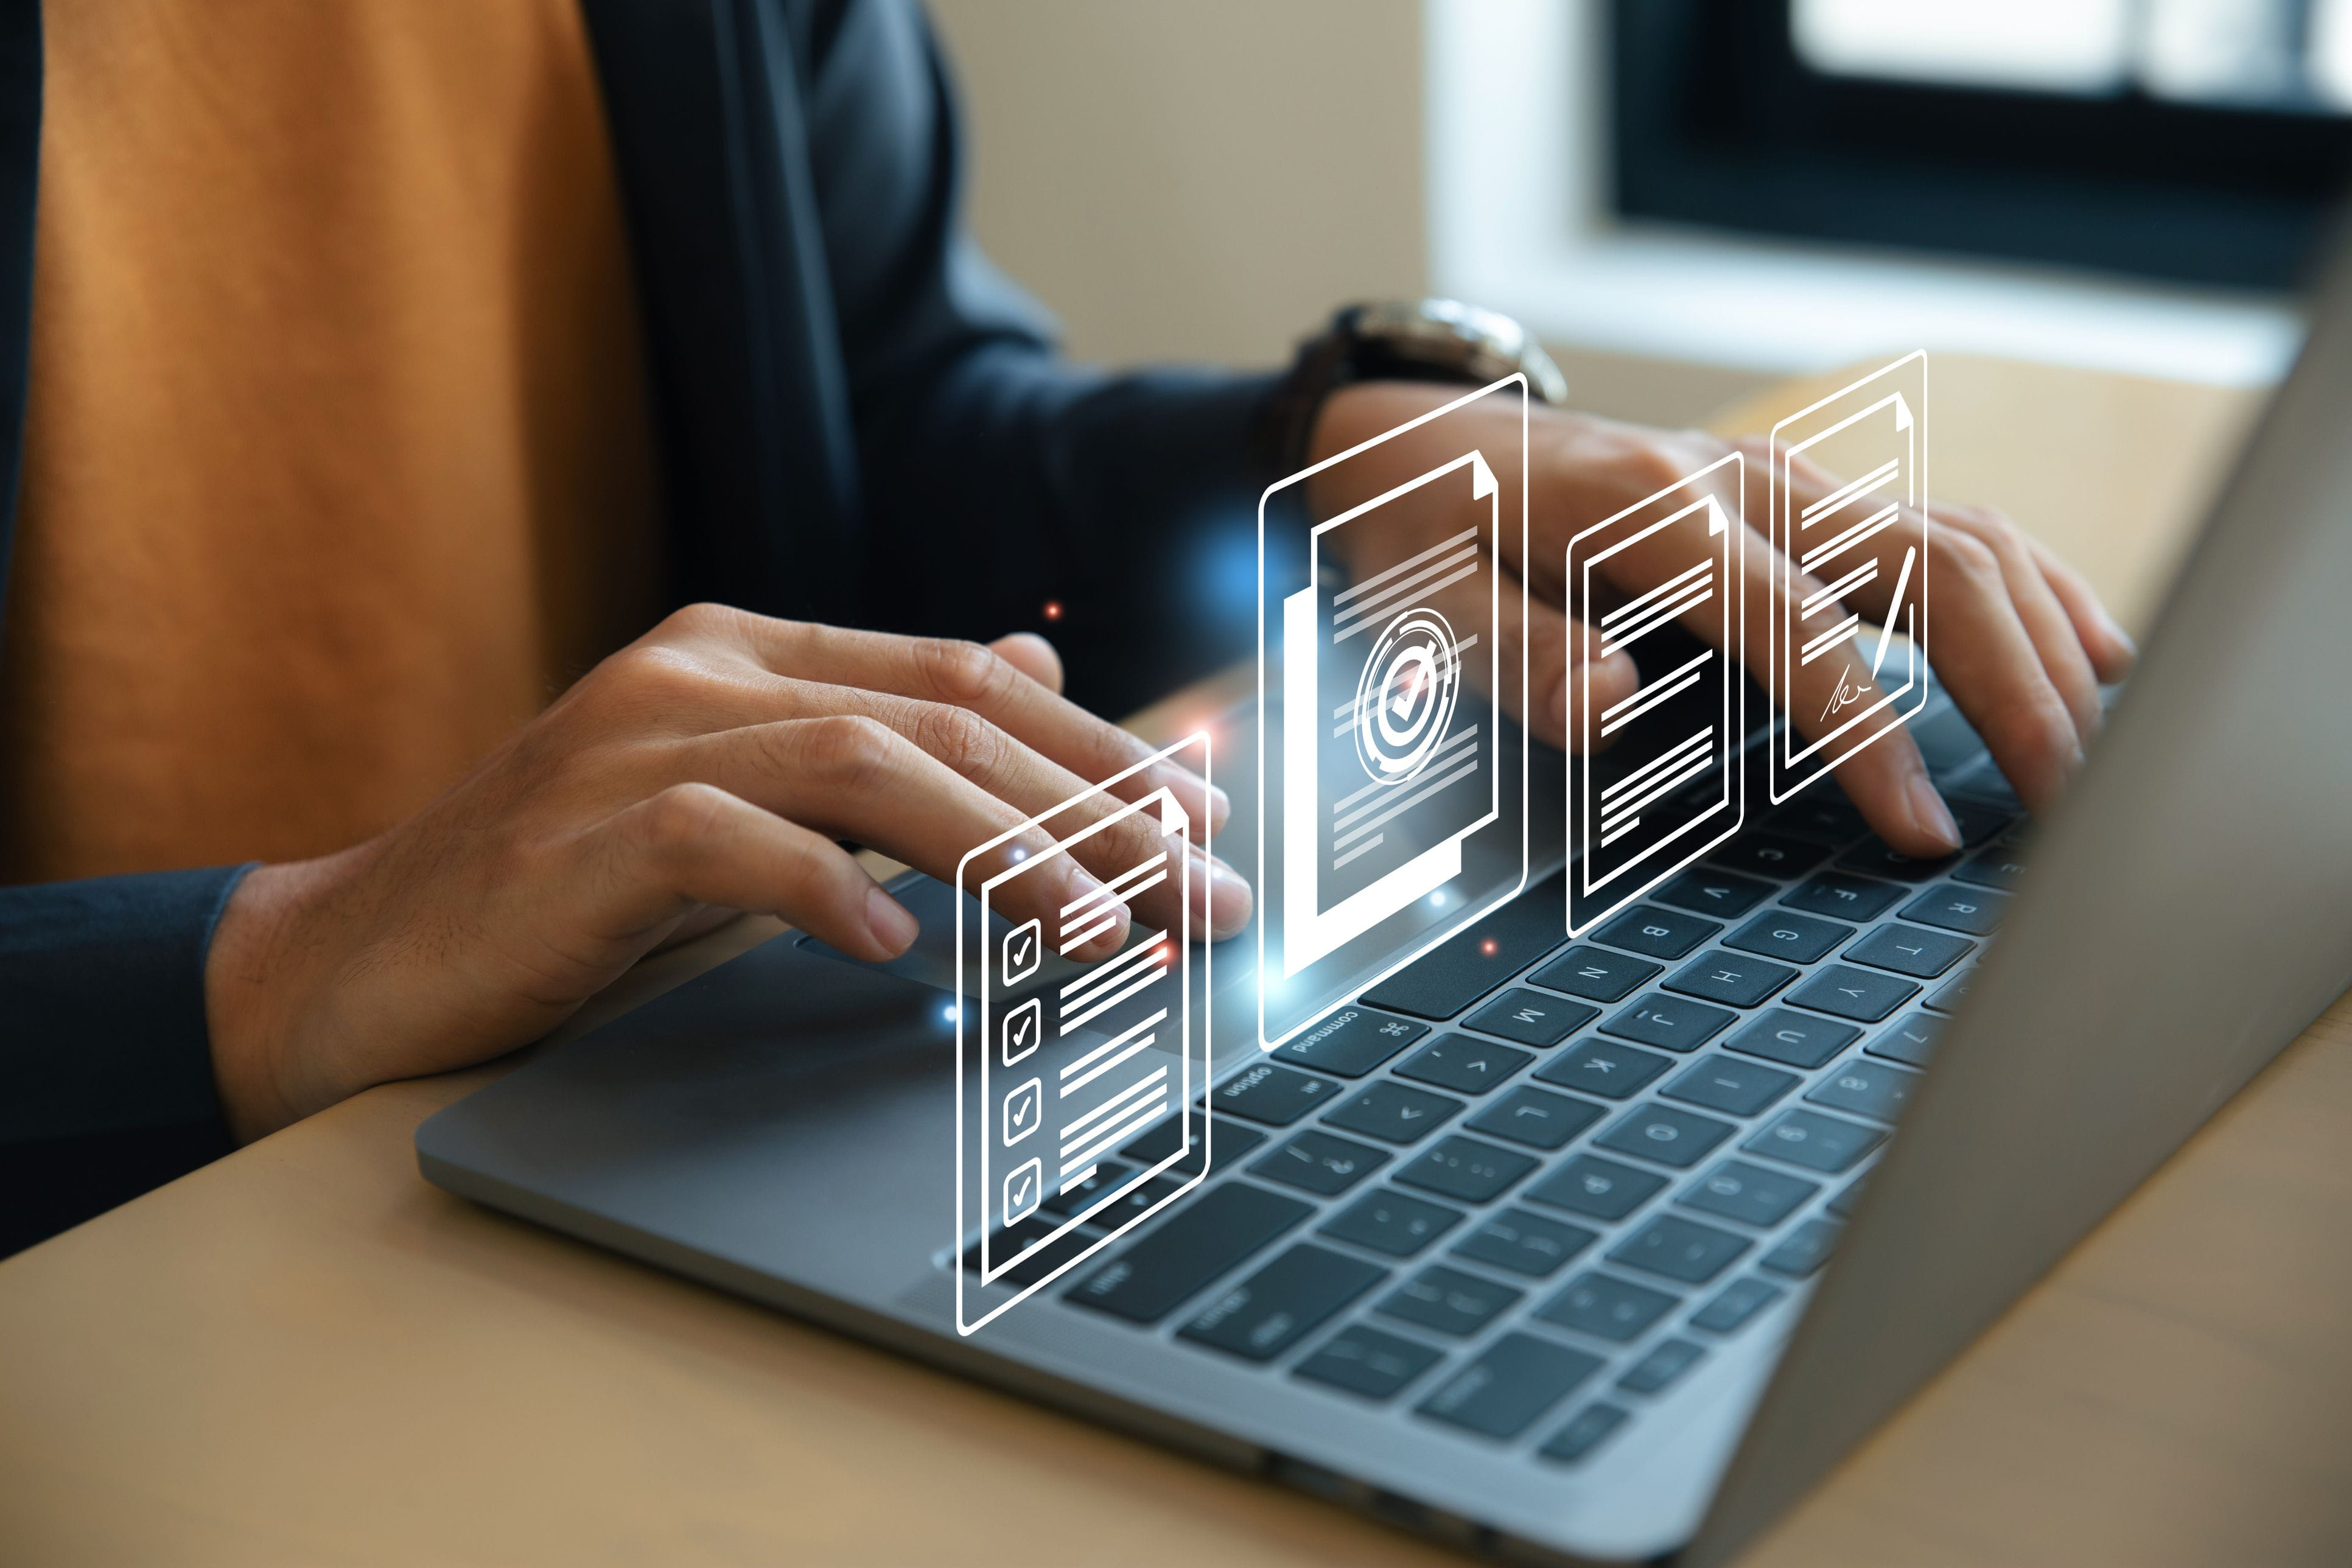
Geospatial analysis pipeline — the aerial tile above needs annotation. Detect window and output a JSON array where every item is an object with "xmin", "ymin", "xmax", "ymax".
[{"xmin": 1614, "ymin": 0, "xmax": 2352, "ymax": 289}]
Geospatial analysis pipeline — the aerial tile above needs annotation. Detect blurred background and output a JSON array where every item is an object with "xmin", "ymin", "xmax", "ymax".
[{"xmin": 926, "ymin": 0, "xmax": 2346, "ymax": 426}]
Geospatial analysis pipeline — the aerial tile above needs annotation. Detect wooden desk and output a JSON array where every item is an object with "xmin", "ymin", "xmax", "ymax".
[{"xmin": 8, "ymin": 357, "xmax": 2347, "ymax": 1567}]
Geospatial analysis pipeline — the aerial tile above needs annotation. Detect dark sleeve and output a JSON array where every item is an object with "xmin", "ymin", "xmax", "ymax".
[
  {"xmin": 0, "ymin": 866, "xmax": 248, "ymax": 1255},
  {"xmin": 800, "ymin": 0, "xmax": 1281, "ymax": 715}
]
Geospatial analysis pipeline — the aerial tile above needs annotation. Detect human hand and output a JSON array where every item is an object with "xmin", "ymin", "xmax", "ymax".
[
  {"xmin": 1308, "ymin": 383, "xmax": 2136, "ymax": 857},
  {"xmin": 203, "ymin": 609, "xmax": 1247, "ymax": 1141}
]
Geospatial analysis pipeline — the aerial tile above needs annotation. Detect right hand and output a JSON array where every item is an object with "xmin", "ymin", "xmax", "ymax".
[{"xmin": 204, "ymin": 606, "xmax": 1248, "ymax": 1142}]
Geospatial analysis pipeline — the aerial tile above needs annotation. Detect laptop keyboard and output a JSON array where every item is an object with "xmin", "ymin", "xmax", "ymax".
[{"xmin": 958, "ymin": 730, "xmax": 2024, "ymax": 1471}]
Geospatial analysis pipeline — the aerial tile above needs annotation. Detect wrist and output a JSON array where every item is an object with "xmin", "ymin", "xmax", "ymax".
[{"xmin": 204, "ymin": 845, "xmax": 371, "ymax": 1141}]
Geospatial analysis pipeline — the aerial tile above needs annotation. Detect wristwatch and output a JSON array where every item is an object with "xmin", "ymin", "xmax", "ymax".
[{"xmin": 1250, "ymin": 299, "xmax": 1570, "ymax": 480}]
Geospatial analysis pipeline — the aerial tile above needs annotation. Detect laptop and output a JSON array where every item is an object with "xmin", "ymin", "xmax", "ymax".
[{"xmin": 416, "ymin": 245, "xmax": 2352, "ymax": 1564}]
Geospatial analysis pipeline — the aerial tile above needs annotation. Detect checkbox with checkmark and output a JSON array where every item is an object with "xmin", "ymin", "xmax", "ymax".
[
  {"xmin": 1001, "ymin": 1157, "xmax": 1043, "ymax": 1225},
  {"xmin": 1002, "ymin": 1077, "xmax": 1042, "ymax": 1148},
  {"xmin": 1002, "ymin": 996, "xmax": 1042, "ymax": 1066},
  {"xmin": 1001, "ymin": 918, "xmax": 1041, "ymax": 986}
]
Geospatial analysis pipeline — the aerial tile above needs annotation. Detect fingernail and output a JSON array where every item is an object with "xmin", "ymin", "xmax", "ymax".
[
  {"xmin": 1906, "ymin": 775, "xmax": 1961, "ymax": 853},
  {"xmin": 1203, "ymin": 855, "xmax": 1254, "ymax": 939},
  {"xmin": 1204, "ymin": 781, "xmax": 1233, "ymax": 827},
  {"xmin": 2101, "ymin": 610, "xmax": 2137, "ymax": 660},
  {"xmin": 864, "ymin": 886, "xmax": 919, "ymax": 957},
  {"xmin": 1065, "ymin": 863, "xmax": 1129, "ymax": 952},
  {"xmin": 1555, "ymin": 653, "xmax": 1637, "ymax": 740}
]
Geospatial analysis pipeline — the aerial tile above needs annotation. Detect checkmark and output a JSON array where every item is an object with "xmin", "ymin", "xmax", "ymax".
[
  {"xmin": 1001, "ymin": 1156, "xmax": 1043, "ymax": 1225},
  {"xmin": 1002, "ymin": 1077, "xmax": 1042, "ymax": 1147},
  {"xmin": 1002, "ymin": 919, "xmax": 1041, "ymax": 986},
  {"xmin": 1002, "ymin": 997, "xmax": 1042, "ymax": 1066}
]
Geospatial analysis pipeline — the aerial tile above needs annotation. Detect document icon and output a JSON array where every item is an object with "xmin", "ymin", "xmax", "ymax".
[
  {"xmin": 1768, "ymin": 352, "xmax": 1930, "ymax": 804},
  {"xmin": 1564, "ymin": 452, "xmax": 1745, "ymax": 934},
  {"xmin": 953, "ymin": 733, "xmax": 1214, "ymax": 1335},
  {"xmin": 1256, "ymin": 376, "xmax": 1530, "ymax": 1051}
]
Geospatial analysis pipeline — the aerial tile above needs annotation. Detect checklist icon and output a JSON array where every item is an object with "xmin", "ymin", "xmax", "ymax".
[
  {"xmin": 1002, "ymin": 918, "xmax": 1041, "ymax": 987},
  {"xmin": 1001, "ymin": 996, "xmax": 1041, "ymax": 1066},
  {"xmin": 1002, "ymin": 1077, "xmax": 1041, "ymax": 1147},
  {"xmin": 1002, "ymin": 1157, "xmax": 1043, "ymax": 1227}
]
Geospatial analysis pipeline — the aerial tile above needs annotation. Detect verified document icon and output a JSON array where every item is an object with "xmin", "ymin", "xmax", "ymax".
[
  {"xmin": 953, "ymin": 732, "xmax": 1214, "ymax": 1336},
  {"xmin": 1768, "ymin": 352, "xmax": 1930, "ymax": 804},
  {"xmin": 1565, "ymin": 451, "xmax": 1745, "ymax": 934},
  {"xmin": 1258, "ymin": 377, "xmax": 1529, "ymax": 1050}
]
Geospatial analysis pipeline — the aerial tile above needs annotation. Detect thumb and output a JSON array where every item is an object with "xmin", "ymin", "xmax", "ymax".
[{"xmin": 987, "ymin": 631, "xmax": 1064, "ymax": 694}]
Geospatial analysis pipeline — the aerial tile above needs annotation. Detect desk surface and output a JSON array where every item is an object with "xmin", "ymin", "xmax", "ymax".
[{"xmin": 9, "ymin": 357, "xmax": 2350, "ymax": 1567}]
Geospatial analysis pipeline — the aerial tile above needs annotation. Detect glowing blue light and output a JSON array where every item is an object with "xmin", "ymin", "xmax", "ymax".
[
  {"xmin": 1430, "ymin": 891, "xmax": 1449, "ymax": 908},
  {"xmin": 940, "ymin": 1004, "xmax": 959, "ymax": 1025}
]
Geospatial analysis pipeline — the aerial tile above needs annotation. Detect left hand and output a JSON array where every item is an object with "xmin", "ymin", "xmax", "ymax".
[{"xmin": 1306, "ymin": 383, "xmax": 2136, "ymax": 859}]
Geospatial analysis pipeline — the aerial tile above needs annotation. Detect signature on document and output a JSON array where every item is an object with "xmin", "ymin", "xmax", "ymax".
[{"xmin": 1820, "ymin": 668, "xmax": 1874, "ymax": 723}]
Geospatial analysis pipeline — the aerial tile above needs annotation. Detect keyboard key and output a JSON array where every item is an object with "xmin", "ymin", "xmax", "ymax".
[
  {"xmin": 1664, "ymin": 950, "xmax": 1799, "ymax": 1009},
  {"xmin": 1250, "ymin": 1130, "xmax": 1390, "ymax": 1196},
  {"xmin": 1760, "ymin": 1218, "xmax": 1843, "ymax": 1278},
  {"xmin": 1362, "ymin": 875, "xmax": 1570, "ymax": 1019},
  {"xmin": 1464, "ymin": 989, "xmax": 1597, "ymax": 1048},
  {"xmin": 1080, "ymin": 1174, "xmax": 1185, "ymax": 1231},
  {"xmin": 1725, "ymin": 910, "xmax": 1855, "ymax": 965},
  {"xmin": 1466, "ymin": 1087, "xmax": 1606, "ymax": 1151},
  {"xmin": 1594, "ymin": 905, "xmax": 1721, "ymax": 961},
  {"xmin": 1870, "ymin": 1011, "xmax": 1942, "ymax": 1067},
  {"xmin": 1601, "ymin": 993, "xmax": 1737, "ymax": 1052},
  {"xmin": 1847, "ymin": 922, "xmax": 1975, "ymax": 979},
  {"xmin": 1524, "ymin": 1153, "xmax": 1668, "ymax": 1222},
  {"xmin": 1538, "ymin": 1402, "xmax": 1630, "ymax": 1464},
  {"xmin": 1067, "ymin": 1183, "xmax": 1314, "ymax": 1323},
  {"xmin": 1417, "ymin": 1332, "xmax": 1606, "ymax": 1439},
  {"xmin": 1379, "ymin": 1264, "xmax": 1524, "ymax": 1337},
  {"xmin": 1395, "ymin": 1134, "xmax": 1539, "ymax": 1203},
  {"xmin": 1451, "ymin": 1208, "xmax": 1598, "ymax": 1279},
  {"xmin": 1827, "ymin": 1175, "xmax": 1868, "ymax": 1219},
  {"xmin": 1323, "ymin": 1080, "xmax": 1464, "ymax": 1144},
  {"xmin": 1726, "ymin": 1008, "xmax": 1863, "ymax": 1069},
  {"xmin": 1763, "ymin": 795, "xmax": 1867, "ymax": 844},
  {"xmin": 964, "ymin": 1216, "xmax": 1101, "ymax": 1290},
  {"xmin": 1945, "ymin": 798, "xmax": 2014, "ymax": 846},
  {"xmin": 1396, "ymin": 1034, "xmax": 1535, "ymax": 1096},
  {"xmin": 1293, "ymin": 1323, "xmax": 1444, "ymax": 1401},
  {"xmin": 1786, "ymin": 964, "xmax": 1919, "ymax": 1023},
  {"xmin": 1808, "ymin": 1056, "xmax": 1922, "ymax": 1122},
  {"xmin": 1121, "ymin": 1115, "xmax": 1265, "ymax": 1178},
  {"xmin": 1947, "ymin": 760, "xmax": 2023, "ymax": 813},
  {"xmin": 1535, "ymin": 1038, "xmax": 1675, "ymax": 1100},
  {"xmin": 1690, "ymin": 1276, "xmax": 1785, "ymax": 1334},
  {"xmin": 1927, "ymin": 968, "xmax": 1977, "ymax": 1014},
  {"xmin": 1679, "ymin": 1159, "xmax": 1820, "ymax": 1228},
  {"xmin": 1781, "ymin": 872, "xmax": 1905, "ymax": 922},
  {"xmin": 1707, "ymin": 831, "xmax": 1830, "ymax": 881},
  {"xmin": 1902, "ymin": 883, "xmax": 2009, "ymax": 938},
  {"xmin": 1041, "ymin": 1160, "xmax": 1135, "ymax": 1219},
  {"xmin": 1320, "ymin": 1188, "xmax": 1465, "ymax": 1257},
  {"xmin": 1662, "ymin": 1056, "xmax": 1799, "ymax": 1117},
  {"xmin": 1609, "ymin": 1214, "xmax": 1751, "ymax": 1285},
  {"xmin": 1617, "ymin": 1337, "xmax": 1707, "ymax": 1395},
  {"xmin": 1211, "ymin": 1062, "xmax": 1344, "ymax": 1127},
  {"xmin": 1746, "ymin": 1109, "xmax": 1886, "ymax": 1174},
  {"xmin": 1951, "ymin": 845, "xmax": 2028, "ymax": 893},
  {"xmin": 1654, "ymin": 868, "xmax": 1774, "ymax": 919},
  {"xmin": 1836, "ymin": 838, "xmax": 1959, "ymax": 883},
  {"xmin": 1530, "ymin": 945, "xmax": 1661, "ymax": 1003},
  {"xmin": 1273, "ymin": 1006, "xmax": 1429, "ymax": 1077},
  {"xmin": 1178, "ymin": 1244, "xmax": 1388, "ymax": 1361},
  {"xmin": 1594, "ymin": 1103, "xmax": 1735, "ymax": 1169},
  {"xmin": 1536, "ymin": 1271, "xmax": 1681, "ymax": 1343}
]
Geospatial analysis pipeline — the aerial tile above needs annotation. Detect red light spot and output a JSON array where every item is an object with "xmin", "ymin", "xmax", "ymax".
[
  {"xmin": 1480, "ymin": 937, "xmax": 1499, "ymax": 957},
  {"xmin": 1042, "ymin": 600, "xmax": 1064, "ymax": 622}
]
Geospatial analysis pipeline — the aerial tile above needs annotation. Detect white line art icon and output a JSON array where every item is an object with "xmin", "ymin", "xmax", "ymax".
[
  {"xmin": 1768, "ymin": 352, "xmax": 1931, "ymax": 803},
  {"xmin": 1257, "ymin": 377, "xmax": 1529, "ymax": 1051},
  {"xmin": 1565, "ymin": 452, "xmax": 1746, "ymax": 934},
  {"xmin": 954, "ymin": 733, "xmax": 1213, "ymax": 1336}
]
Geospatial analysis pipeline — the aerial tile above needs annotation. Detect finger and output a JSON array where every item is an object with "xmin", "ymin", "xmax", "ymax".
[
  {"xmin": 988, "ymin": 631, "xmax": 1065, "ymax": 695},
  {"xmin": 1416, "ymin": 561, "xmax": 1639, "ymax": 755},
  {"xmin": 581, "ymin": 782, "xmax": 918, "ymax": 962},
  {"xmin": 2019, "ymin": 533, "xmax": 2137, "ymax": 683},
  {"xmin": 1928, "ymin": 505, "xmax": 2102, "ymax": 740},
  {"xmin": 723, "ymin": 619, "xmax": 1228, "ymax": 839}
]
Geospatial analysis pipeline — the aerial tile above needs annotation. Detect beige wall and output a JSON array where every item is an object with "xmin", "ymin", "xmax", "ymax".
[{"xmin": 923, "ymin": 0, "xmax": 1766, "ymax": 427}]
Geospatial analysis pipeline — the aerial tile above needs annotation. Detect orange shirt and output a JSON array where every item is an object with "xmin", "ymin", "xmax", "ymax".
[{"xmin": 0, "ymin": 0, "xmax": 662, "ymax": 883}]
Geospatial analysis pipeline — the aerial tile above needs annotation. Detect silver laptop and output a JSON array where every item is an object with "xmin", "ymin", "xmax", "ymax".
[{"xmin": 416, "ymin": 244, "xmax": 2352, "ymax": 1564}]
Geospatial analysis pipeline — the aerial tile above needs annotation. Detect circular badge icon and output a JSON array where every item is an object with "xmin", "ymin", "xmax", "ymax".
[{"xmin": 1354, "ymin": 607, "xmax": 1461, "ymax": 786}]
